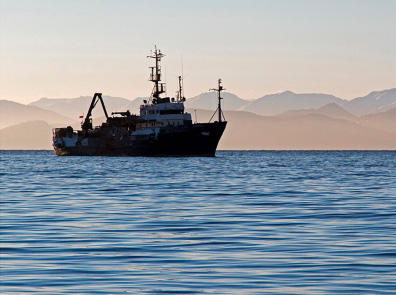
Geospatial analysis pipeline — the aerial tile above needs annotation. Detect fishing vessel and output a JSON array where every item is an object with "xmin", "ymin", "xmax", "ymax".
[{"xmin": 52, "ymin": 47, "xmax": 227, "ymax": 156}]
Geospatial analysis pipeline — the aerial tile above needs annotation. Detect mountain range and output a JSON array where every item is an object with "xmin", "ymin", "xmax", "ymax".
[
  {"xmin": 189, "ymin": 108, "xmax": 396, "ymax": 150},
  {"xmin": 186, "ymin": 88, "xmax": 396, "ymax": 116},
  {"xmin": 27, "ymin": 88, "xmax": 396, "ymax": 118},
  {"xmin": 0, "ymin": 100, "xmax": 74, "ymax": 129},
  {"xmin": 1, "ymin": 88, "xmax": 395, "ymax": 150}
]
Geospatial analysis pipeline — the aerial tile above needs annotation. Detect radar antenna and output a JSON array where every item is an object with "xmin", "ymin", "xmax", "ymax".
[{"xmin": 209, "ymin": 79, "xmax": 226, "ymax": 123}]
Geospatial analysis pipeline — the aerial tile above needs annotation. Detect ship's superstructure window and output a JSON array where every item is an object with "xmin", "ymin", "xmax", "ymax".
[{"xmin": 159, "ymin": 110, "xmax": 183, "ymax": 115}]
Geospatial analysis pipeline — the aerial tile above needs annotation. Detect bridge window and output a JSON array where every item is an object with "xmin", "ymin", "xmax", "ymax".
[{"xmin": 159, "ymin": 110, "xmax": 183, "ymax": 115}]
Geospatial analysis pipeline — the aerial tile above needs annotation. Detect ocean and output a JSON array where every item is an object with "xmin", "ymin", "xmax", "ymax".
[{"xmin": 1, "ymin": 150, "xmax": 396, "ymax": 294}]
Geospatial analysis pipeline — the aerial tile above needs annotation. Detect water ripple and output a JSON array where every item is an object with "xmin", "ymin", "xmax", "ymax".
[{"xmin": 1, "ymin": 151, "xmax": 396, "ymax": 294}]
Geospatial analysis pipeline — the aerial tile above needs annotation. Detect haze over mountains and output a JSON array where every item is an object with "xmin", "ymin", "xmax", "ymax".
[
  {"xmin": 190, "ymin": 108, "xmax": 396, "ymax": 150},
  {"xmin": 29, "ymin": 96, "xmax": 138, "ymax": 121},
  {"xmin": 25, "ymin": 88, "xmax": 396, "ymax": 118},
  {"xmin": 1, "ymin": 88, "xmax": 395, "ymax": 150},
  {"xmin": 187, "ymin": 88, "xmax": 396, "ymax": 116},
  {"xmin": 0, "ymin": 100, "xmax": 74, "ymax": 129}
]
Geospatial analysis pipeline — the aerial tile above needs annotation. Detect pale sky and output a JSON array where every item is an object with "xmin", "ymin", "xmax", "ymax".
[{"xmin": 1, "ymin": 0, "xmax": 395, "ymax": 104}]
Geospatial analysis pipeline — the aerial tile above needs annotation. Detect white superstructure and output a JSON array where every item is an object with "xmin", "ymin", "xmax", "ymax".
[{"xmin": 140, "ymin": 102, "xmax": 192, "ymax": 127}]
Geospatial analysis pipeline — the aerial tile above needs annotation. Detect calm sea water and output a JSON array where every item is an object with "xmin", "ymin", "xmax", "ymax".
[{"xmin": 1, "ymin": 151, "xmax": 396, "ymax": 294}]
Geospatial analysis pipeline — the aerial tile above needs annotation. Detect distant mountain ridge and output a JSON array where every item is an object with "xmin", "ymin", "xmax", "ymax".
[
  {"xmin": 1, "ymin": 103, "xmax": 395, "ymax": 150},
  {"xmin": 280, "ymin": 103, "xmax": 357, "ymax": 121},
  {"xmin": 189, "ymin": 88, "xmax": 396, "ymax": 116},
  {"xmin": 241, "ymin": 91, "xmax": 345, "ymax": 116},
  {"xmin": 343, "ymin": 88, "xmax": 396, "ymax": 115},
  {"xmin": 26, "ymin": 88, "xmax": 396, "ymax": 117},
  {"xmin": 187, "ymin": 108, "xmax": 396, "ymax": 150},
  {"xmin": 2, "ymin": 87, "xmax": 395, "ymax": 150},
  {"xmin": 30, "ymin": 95, "xmax": 134, "ymax": 120},
  {"xmin": 186, "ymin": 92, "xmax": 247, "ymax": 111},
  {"xmin": 0, "ymin": 100, "xmax": 73, "ymax": 129},
  {"xmin": 0, "ymin": 120, "xmax": 53, "ymax": 150},
  {"xmin": 2, "ymin": 107, "xmax": 395, "ymax": 150}
]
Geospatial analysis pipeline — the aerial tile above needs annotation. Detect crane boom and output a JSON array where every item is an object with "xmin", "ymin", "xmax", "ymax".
[{"xmin": 82, "ymin": 93, "xmax": 108, "ymax": 130}]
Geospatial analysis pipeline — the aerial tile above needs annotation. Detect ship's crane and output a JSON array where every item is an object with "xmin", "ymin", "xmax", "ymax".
[{"xmin": 82, "ymin": 93, "xmax": 109, "ymax": 130}]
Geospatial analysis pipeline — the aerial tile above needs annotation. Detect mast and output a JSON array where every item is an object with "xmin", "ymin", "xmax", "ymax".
[
  {"xmin": 147, "ymin": 46, "xmax": 166, "ymax": 102},
  {"xmin": 209, "ymin": 79, "xmax": 225, "ymax": 123}
]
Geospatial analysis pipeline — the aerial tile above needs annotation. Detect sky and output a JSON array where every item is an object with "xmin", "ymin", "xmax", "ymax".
[{"xmin": 1, "ymin": 0, "xmax": 395, "ymax": 104}]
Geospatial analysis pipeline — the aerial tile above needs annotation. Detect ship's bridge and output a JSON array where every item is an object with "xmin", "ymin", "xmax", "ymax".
[{"xmin": 140, "ymin": 102, "xmax": 192, "ymax": 126}]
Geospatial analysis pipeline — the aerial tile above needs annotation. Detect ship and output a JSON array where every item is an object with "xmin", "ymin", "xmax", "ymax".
[{"xmin": 52, "ymin": 47, "xmax": 227, "ymax": 156}]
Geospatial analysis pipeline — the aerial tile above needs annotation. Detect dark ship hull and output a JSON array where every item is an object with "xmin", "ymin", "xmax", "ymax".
[{"xmin": 54, "ymin": 122, "xmax": 226, "ymax": 157}]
